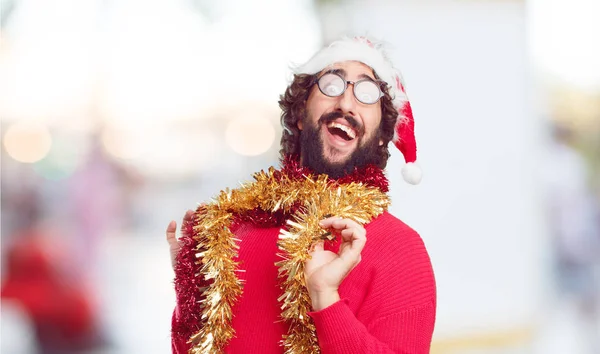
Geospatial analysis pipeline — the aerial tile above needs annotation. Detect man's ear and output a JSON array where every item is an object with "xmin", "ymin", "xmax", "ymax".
[
  {"xmin": 379, "ymin": 139, "xmax": 384, "ymax": 146},
  {"xmin": 297, "ymin": 119, "xmax": 303, "ymax": 131}
]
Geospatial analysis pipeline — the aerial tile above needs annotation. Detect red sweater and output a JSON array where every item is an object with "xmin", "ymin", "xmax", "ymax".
[{"xmin": 172, "ymin": 211, "xmax": 436, "ymax": 353}]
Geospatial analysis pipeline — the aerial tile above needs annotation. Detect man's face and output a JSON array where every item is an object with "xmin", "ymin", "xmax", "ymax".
[{"xmin": 298, "ymin": 61, "xmax": 384, "ymax": 177}]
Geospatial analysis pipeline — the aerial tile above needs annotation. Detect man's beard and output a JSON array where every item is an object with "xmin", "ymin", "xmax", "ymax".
[{"xmin": 299, "ymin": 112, "xmax": 383, "ymax": 179}]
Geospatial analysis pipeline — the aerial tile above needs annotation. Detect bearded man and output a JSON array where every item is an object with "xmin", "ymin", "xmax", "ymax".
[{"xmin": 166, "ymin": 36, "xmax": 436, "ymax": 354}]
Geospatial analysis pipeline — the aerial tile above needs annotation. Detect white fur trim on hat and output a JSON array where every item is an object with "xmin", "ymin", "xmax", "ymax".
[{"xmin": 401, "ymin": 162, "xmax": 422, "ymax": 185}]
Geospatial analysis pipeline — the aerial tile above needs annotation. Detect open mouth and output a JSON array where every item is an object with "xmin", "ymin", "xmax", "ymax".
[{"xmin": 326, "ymin": 122, "xmax": 357, "ymax": 141}]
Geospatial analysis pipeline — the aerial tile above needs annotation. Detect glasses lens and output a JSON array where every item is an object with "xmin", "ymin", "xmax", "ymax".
[
  {"xmin": 354, "ymin": 80, "xmax": 381, "ymax": 104},
  {"xmin": 318, "ymin": 73, "xmax": 345, "ymax": 97}
]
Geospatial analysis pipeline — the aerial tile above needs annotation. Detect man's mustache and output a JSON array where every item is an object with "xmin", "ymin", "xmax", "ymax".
[{"xmin": 318, "ymin": 112, "xmax": 364, "ymax": 136}]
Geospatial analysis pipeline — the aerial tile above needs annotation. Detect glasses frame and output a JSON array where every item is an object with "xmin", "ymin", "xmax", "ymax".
[{"xmin": 316, "ymin": 72, "xmax": 385, "ymax": 105}]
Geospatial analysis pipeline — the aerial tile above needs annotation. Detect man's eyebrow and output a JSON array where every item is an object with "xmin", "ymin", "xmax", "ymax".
[
  {"xmin": 322, "ymin": 68, "xmax": 346, "ymax": 77},
  {"xmin": 357, "ymin": 73, "xmax": 376, "ymax": 81}
]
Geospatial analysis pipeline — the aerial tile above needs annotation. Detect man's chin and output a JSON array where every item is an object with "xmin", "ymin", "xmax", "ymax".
[
  {"xmin": 310, "ymin": 159, "xmax": 353, "ymax": 178},
  {"xmin": 323, "ymin": 153, "xmax": 351, "ymax": 167}
]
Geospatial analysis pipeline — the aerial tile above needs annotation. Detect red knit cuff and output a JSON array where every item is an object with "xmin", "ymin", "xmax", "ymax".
[
  {"xmin": 308, "ymin": 298, "xmax": 350, "ymax": 319},
  {"xmin": 308, "ymin": 299, "xmax": 364, "ymax": 349}
]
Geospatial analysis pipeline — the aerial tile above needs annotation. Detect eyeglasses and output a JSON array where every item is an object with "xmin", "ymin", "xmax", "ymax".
[{"xmin": 316, "ymin": 72, "xmax": 384, "ymax": 105}]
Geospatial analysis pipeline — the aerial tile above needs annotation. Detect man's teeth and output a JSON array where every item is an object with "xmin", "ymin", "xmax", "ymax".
[{"xmin": 327, "ymin": 122, "xmax": 356, "ymax": 139}]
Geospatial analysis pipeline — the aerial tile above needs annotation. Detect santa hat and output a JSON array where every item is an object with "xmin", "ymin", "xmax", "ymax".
[{"xmin": 294, "ymin": 36, "xmax": 422, "ymax": 185}]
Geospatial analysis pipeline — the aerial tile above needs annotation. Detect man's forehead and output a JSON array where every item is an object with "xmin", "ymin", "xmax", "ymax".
[{"xmin": 322, "ymin": 61, "xmax": 376, "ymax": 78}]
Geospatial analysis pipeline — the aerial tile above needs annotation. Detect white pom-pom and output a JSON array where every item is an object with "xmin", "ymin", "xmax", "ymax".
[{"xmin": 401, "ymin": 162, "xmax": 422, "ymax": 185}]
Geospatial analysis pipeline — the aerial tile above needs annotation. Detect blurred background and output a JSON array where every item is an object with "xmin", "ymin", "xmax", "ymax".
[{"xmin": 1, "ymin": 0, "xmax": 598, "ymax": 353}]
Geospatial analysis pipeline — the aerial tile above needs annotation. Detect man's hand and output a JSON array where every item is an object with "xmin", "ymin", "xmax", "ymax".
[
  {"xmin": 166, "ymin": 210, "xmax": 194, "ymax": 271},
  {"xmin": 304, "ymin": 216, "xmax": 367, "ymax": 311}
]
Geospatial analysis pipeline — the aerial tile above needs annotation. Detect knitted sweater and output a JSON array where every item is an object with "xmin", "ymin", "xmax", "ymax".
[{"xmin": 172, "ymin": 211, "xmax": 436, "ymax": 353}]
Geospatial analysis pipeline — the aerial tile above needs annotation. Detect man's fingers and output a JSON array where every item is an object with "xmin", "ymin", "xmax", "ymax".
[
  {"xmin": 319, "ymin": 216, "xmax": 361, "ymax": 231},
  {"xmin": 337, "ymin": 223, "xmax": 366, "ymax": 264},
  {"xmin": 182, "ymin": 209, "xmax": 194, "ymax": 223},
  {"xmin": 320, "ymin": 217, "xmax": 365, "ymax": 241},
  {"xmin": 319, "ymin": 216, "xmax": 339, "ymax": 228},
  {"xmin": 332, "ymin": 217, "xmax": 360, "ymax": 230},
  {"xmin": 166, "ymin": 220, "xmax": 178, "ymax": 246},
  {"xmin": 341, "ymin": 228, "xmax": 366, "ymax": 243},
  {"xmin": 181, "ymin": 209, "xmax": 194, "ymax": 235}
]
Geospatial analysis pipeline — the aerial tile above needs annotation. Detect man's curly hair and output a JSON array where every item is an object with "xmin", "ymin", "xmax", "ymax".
[{"xmin": 278, "ymin": 73, "xmax": 399, "ymax": 169}]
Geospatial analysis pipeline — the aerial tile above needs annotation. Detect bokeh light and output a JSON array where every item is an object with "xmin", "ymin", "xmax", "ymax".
[
  {"xmin": 32, "ymin": 134, "xmax": 89, "ymax": 181},
  {"xmin": 3, "ymin": 122, "xmax": 52, "ymax": 163},
  {"xmin": 101, "ymin": 125, "xmax": 149, "ymax": 160}
]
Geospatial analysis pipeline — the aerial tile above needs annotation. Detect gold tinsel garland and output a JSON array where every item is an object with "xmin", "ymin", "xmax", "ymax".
[{"xmin": 189, "ymin": 167, "xmax": 390, "ymax": 354}]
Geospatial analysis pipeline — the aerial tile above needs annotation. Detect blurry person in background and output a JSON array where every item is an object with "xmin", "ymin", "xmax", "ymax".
[
  {"xmin": 544, "ymin": 122, "xmax": 600, "ymax": 352},
  {"xmin": 166, "ymin": 36, "xmax": 436, "ymax": 353},
  {"xmin": 68, "ymin": 131, "xmax": 144, "ymax": 275},
  {"xmin": 1, "ymin": 223, "xmax": 107, "ymax": 354}
]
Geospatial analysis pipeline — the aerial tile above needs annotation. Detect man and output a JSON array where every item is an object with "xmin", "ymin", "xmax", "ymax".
[{"xmin": 167, "ymin": 37, "xmax": 436, "ymax": 353}]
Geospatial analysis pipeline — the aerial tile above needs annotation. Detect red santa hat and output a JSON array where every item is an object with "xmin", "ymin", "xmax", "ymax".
[{"xmin": 294, "ymin": 36, "xmax": 422, "ymax": 185}]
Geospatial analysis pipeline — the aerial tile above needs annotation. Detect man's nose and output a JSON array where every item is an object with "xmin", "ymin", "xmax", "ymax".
[{"xmin": 336, "ymin": 84, "xmax": 356, "ymax": 116}]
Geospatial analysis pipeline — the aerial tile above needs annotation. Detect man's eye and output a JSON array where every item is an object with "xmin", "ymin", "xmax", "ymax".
[
  {"xmin": 359, "ymin": 93, "xmax": 373, "ymax": 102},
  {"xmin": 325, "ymin": 85, "xmax": 342, "ymax": 96}
]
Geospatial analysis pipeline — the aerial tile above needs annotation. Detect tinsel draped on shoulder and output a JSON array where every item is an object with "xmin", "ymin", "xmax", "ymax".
[{"xmin": 173, "ymin": 156, "xmax": 390, "ymax": 354}]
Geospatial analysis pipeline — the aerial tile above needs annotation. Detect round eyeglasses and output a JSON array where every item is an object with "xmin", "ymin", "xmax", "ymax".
[{"xmin": 316, "ymin": 72, "xmax": 384, "ymax": 105}]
